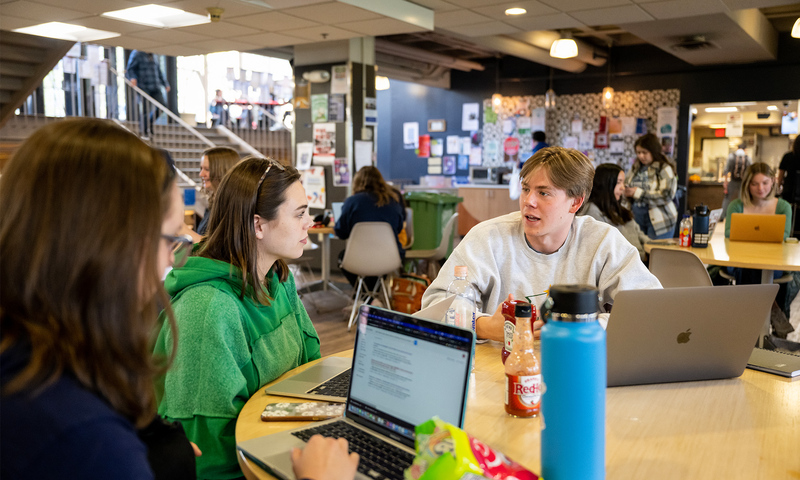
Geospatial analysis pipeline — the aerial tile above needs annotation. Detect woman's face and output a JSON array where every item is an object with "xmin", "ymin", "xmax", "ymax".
[
  {"xmin": 635, "ymin": 146, "xmax": 653, "ymax": 165},
  {"xmin": 199, "ymin": 156, "xmax": 212, "ymax": 192},
  {"xmin": 748, "ymin": 173, "xmax": 774, "ymax": 202},
  {"xmin": 257, "ymin": 181, "xmax": 312, "ymax": 262},
  {"xmin": 614, "ymin": 170, "xmax": 625, "ymax": 201}
]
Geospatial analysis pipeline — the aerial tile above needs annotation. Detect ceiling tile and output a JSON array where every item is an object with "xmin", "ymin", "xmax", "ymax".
[
  {"xmin": 281, "ymin": 3, "xmax": 382, "ymax": 23},
  {"xmin": 503, "ymin": 12, "xmax": 586, "ymax": 30},
  {"xmin": 471, "ymin": 1, "xmax": 558, "ymax": 20},
  {"xmin": 234, "ymin": 31, "xmax": 314, "ymax": 47},
  {"xmin": 67, "ymin": 16, "xmax": 154, "ymax": 35},
  {"xmin": 445, "ymin": 0, "xmax": 512, "ymax": 7},
  {"xmin": 639, "ymin": 0, "xmax": 728, "ymax": 20},
  {"xmin": 250, "ymin": 0, "xmax": 330, "ymax": 8},
  {"xmin": 720, "ymin": 0, "xmax": 797, "ymax": 8},
  {"xmin": 570, "ymin": 4, "xmax": 653, "ymax": 25},
  {"xmin": 150, "ymin": 44, "xmax": 207, "ymax": 56},
  {"xmin": 225, "ymin": 11, "xmax": 320, "ymax": 30},
  {"xmin": 0, "ymin": 13, "xmax": 35, "ymax": 30},
  {"xmin": 100, "ymin": 34, "xmax": 163, "ymax": 51},
  {"xmin": 161, "ymin": 0, "xmax": 270, "ymax": 17},
  {"xmin": 541, "ymin": 0, "xmax": 633, "ymax": 11},
  {"xmin": 128, "ymin": 28, "xmax": 209, "ymax": 44},
  {"xmin": 337, "ymin": 17, "xmax": 429, "ymax": 36},
  {"xmin": 434, "ymin": 9, "xmax": 493, "ymax": 27},
  {"xmin": 281, "ymin": 24, "xmax": 362, "ymax": 42},
  {"xmin": 0, "ymin": 1, "xmax": 87, "ymax": 21},
  {"xmin": 189, "ymin": 38, "xmax": 261, "ymax": 53},
  {"xmin": 443, "ymin": 20, "xmax": 523, "ymax": 36},
  {"xmin": 32, "ymin": 0, "xmax": 140, "ymax": 15},
  {"xmin": 407, "ymin": 0, "xmax": 461, "ymax": 11},
  {"xmin": 175, "ymin": 21, "xmax": 261, "ymax": 38}
]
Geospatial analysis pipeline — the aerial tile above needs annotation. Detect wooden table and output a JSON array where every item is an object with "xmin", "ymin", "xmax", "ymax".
[{"xmin": 235, "ymin": 342, "xmax": 800, "ymax": 480}]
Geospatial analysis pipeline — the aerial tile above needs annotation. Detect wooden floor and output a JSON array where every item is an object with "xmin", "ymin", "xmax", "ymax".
[{"xmin": 294, "ymin": 270, "xmax": 358, "ymax": 357}]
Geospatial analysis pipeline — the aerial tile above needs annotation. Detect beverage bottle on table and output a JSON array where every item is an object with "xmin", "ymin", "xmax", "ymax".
[
  {"xmin": 504, "ymin": 302, "xmax": 540, "ymax": 418},
  {"xmin": 444, "ymin": 266, "xmax": 476, "ymax": 331},
  {"xmin": 679, "ymin": 213, "xmax": 692, "ymax": 247},
  {"xmin": 540, "ymin": 285, "xmax": 605, "ymax": 480},
  {"xmin": 692, "ymin": 204, "xmax": 710, "ymax": 248},
  {"xmin": 501, "ymin": 298, "xmax": 535, "ymax": 364}
]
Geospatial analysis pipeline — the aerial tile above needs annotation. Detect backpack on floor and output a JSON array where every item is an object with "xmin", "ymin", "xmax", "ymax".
[{"xmin": 390, "ymin": 273, "xmax": 431, "ymax": 314}]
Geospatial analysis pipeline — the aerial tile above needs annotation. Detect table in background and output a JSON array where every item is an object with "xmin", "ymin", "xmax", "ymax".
[
  {"xmin": 304, "ymin": 226, "xmax": 345, "ymax": 295},
  {"xmin": 235, "ymin": 342, "xmax": 800, "ymax": 480}
]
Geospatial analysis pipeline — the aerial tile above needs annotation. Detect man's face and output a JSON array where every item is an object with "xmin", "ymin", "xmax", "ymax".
[{"xmin": 519, "ymin": 167, "xmax": 584, "ymax": 253}]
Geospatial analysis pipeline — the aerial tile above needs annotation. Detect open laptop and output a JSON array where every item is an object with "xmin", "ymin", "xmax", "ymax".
[
  {"xmin": 262, "ymin": 297, "xmax": 455, "ymax": 402},
  {"xmin": 331, "ymin": 202, "xmax": 344, "ymax": 224},
  {"xmin": 729, "ymin": 213, "xmax": 786, "ymax": 242},
  {"xmin": 747, "ymin": 348, "xmax": 800, "ymax": 377},
  {"xmin": 607, "ymin": 284, "xmax": 778, "ymax": 387},
  {"xmin": 239, "ymin": 304, "xmax": 474, "ymax": 480}
]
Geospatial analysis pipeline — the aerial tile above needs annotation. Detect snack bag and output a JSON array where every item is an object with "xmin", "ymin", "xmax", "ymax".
[{"xmin": 404, "ymin": 417, "xmax": 539, "ymax": 480}]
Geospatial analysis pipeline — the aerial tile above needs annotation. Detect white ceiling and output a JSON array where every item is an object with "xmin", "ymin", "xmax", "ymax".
[{"xmin": 0, "ymin": 0, "xmax": 798, "ymax": 69}]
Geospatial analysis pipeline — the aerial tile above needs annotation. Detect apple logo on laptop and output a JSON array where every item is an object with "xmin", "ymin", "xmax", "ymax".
[
  {"xmin": 677, "ymin": 328, "xmax": 691, "ymax": 344},
  {"xmin": 754, "ymin": 225, "xmax": 760, "ymax": 231}
]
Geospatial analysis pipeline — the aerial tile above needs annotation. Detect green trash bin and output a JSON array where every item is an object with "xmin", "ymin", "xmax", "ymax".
[{"xmin": 404, "ymin": 192, "xmax": 462, "ymax": 254}]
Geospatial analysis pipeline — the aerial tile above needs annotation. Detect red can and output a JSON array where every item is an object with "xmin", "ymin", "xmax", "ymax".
[{"xmin": 501, "ymin": 299, "xmax": 535, "ymax": 363}]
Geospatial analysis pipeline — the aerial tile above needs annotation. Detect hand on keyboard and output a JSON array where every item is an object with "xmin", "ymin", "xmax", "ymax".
[{"xmin": 292, "ymin": 435, "xmax": 360, "ymax": 480}]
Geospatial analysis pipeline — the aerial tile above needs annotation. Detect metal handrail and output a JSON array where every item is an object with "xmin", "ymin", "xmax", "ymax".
[{"xmin": 253, "ymin": 103, "xmax": 291, "ymax": 131}]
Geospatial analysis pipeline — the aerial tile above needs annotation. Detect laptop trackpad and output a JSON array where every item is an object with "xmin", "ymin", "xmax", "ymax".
[{"xmin": 279, "ymin": 357, "xmax": 351, "ymax": 389}]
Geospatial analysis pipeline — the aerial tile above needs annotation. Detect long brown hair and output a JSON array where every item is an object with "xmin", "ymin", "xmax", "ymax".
[
  {"xmin": 0, "ymin": 118, "xmax": 177, "ymax": 428},
  {"xmin": 202, "ymin": 146, "xmax": 240, "ymax": 197},
  {"xmin": 199, "ymin": 156, "xmax": 301, "ymax": 306},
  {"xmin": 353, "ymin": 166, "xmax": 399, "ymax": 207},
  {"xmin": 589, "ymin": 163, "xmax": 633, "ymax": 225},
  {"xmin": 634, "ymin": 133, "xmax": 675, "ymax": 170}
]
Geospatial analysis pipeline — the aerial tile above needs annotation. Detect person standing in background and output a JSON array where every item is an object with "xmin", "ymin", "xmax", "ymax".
[
  {"xmin": 777, "ymin": 136, "xmax": 800, "ymax": 237},
  {"xmin": 721, "ymin": 143, "xmax": 751, "ymax": 217},
  {"xmin": 624, "ymin": 133, "xmax": 678, "ymax": 240},
  {"xmin": 209, "ymin": 89, "xmax": 228, "ymax": 127},
  {"xmin": 520, "ymin": 131, "xmax": 550, "ymax": 169},
  {"xmin": 126, "ymin": 50, "xmax": 170, "ymax": 138}
]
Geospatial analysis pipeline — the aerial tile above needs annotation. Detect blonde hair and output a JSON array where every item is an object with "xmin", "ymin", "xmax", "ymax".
[
  {"xmin": 740, "ymin": 162, "xmax": 776, "ymax": 207},
  {"xmin": 520, "ymin": 147, "xmax": 594, "ymax": 200}
]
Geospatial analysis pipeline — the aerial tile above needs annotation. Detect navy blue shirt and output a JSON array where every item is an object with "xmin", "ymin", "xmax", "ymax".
[
  {"xmin": 1, "ymin": 345, "xmax": 155, "ymax": 479},
  {"xmin": 335, "ymin": 191, "xmax": 405, "ymax": 257}
]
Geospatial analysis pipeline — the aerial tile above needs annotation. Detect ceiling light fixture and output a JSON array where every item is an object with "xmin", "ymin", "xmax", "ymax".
[
  {"xmin": 602, "ymin": 42, "xmax": 614, "ymax": 110},
  {"xmin": 550, "ymin": 31, "xmax": 578, "ymax": 59},
  {"xmin": 705, "ymin": 107, "xmax": 738, "ymax": 113},
  {"xmin": 13, "ymin": 22, "xmax": 119, "ymax": 42},
  {"xmin": 375, "ymin": 76, "xmax": 390, "ymax": 91},
  {"xmin": 505, "ymin": 7, "xmax": 527, "ymax": 15},
  {"xmin": 792, "ymin": 18, "xmax": 800, "ymax": 38},
  {"xmin": 545, "ymin": 68, "xmax": 556, "ymax": 110},
  {"xmin": 767, "ymin": 105, "xmax": 778, "ymax": 111},
  {"xmin": 102, "ymin": 4, "xmax": 210, "ymax": 28},
  {"xmin": 492, "ymin": 59, "xmax": 502, "ymax": 114}
]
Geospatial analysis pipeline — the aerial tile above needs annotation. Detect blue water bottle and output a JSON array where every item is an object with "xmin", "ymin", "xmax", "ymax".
[{"xmin": 540, "ymin": 285, "xmax": 605, "ymax": 480}]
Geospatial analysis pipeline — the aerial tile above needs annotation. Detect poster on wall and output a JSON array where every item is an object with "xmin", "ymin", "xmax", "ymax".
[
  {"xmin": 460, "ymin": 137, "xmax": 471, "ymax": 155},
  {"xmin": 354, "ymin": 140, "xmax": 373, "ymax": 172},
  {"xmin": 609, "ymin": 139, "xmax": 625, "ymax": 155},
  {"xmin": 329, "ymin": 94, "xmax": 345, "ymax": 123},
  {"xmin": 579, "ymin": 131, "xmax": 594, "ymax": 151},
  {"xmin": 502, "ymin": 117, "xmax": 516, "ymax": 136},
  {"xmin": 418, "ymin": 135, "xmax": 431, "ymax": 158},
  {"xmin": 446, "ymin": 136, "xmax": 460, "ymax": 154},
  {"xmin": 333, "ymin": 158, "xmax": 350, "ymax": 186},
  {"xmin": 462, "ymin": 103, "xmax": 480, "ymax": 131},
  {"xmin": 442, "ymin": 155, "xmax": 456, "ymax": 175},
  {"xmin": 531, "ymin": 108, "xmax": 546, "ymax": 132},
  {"xmin": 313, "ymin": 122, "xmax": 336, "ymax": 157},
  {"xmin": 636, "ymin": 118, "xmax": 648, "ymax": 135},
  {"xmin": 431, "ymin": 138, "xmax": 444, "ymax": 157},
  {"xmin": 294, "ymin": 82, "xmax": 310, "ymax": 109},
  {"xmin": 571, "ymin": 117, "xmax": 583, "ymax": 134},
  {"xmin": 661, "ymin": 136, "xmax": 675, "ymax": 156},
  {"xmin": 311, "ymin": 94, "xmax": 329, "ymax": 122},
  {"xmin": 484, "ymin": 105, "xmax": 497, "ymax": 124},
  {"xmin": 364, "ymin": 97, "xmax": 377, "ymax": 126},
  {"xmin": 302, "ymin": 167, "xmax": 326, "ymax": 209},
  {"xmin": 484, "ymin": 140, "xmax": 499, "ymax": 164},
  {"xmin": 331, "ymin": 65, "xmax": 348, "ymax": 95},
  {"xmin": 726, "ymin": 113, "xmax": 743, "ymax": 137},
  {"xmin": 403, "ymin": 122, "xmax": 419, "ymax": 149},
  {"xmin": 458, "ymin": 155, "xmax": 469, "ymax": 170},
  {"xmin": 428, "ymin": 157, "xmax": 442, "ymax": 174},
  {"xmin": 621, "ymin": 117, "xmax": 636, "ymax": 136},
  {"xmin": 657, "ymin": 107, "xmax": 677, "ymax": 136},
  {"xmin": 470, "ymin": 146, "xmax": 482, "ymax": 165},
  {"xmin": 595, "ymin": 133, "xmax": 609, "ymax": 149},
  {"xmin": 608, "ymin": 117, "xmax": 622, "ymax": 135},
  {"xmin": 504, "ymin": 137, "xmax": 520, "ymax": 164},
  {"xmin": 517, "ymin": 116, "xmax": 531, "ymax": 135},
  {"xmin": 563, "ymin": 136, "xmax": 579, "ymax": 150},
  {"xmin": 296, "ymin": 142, "xmax": 313, "ymax": 170}
]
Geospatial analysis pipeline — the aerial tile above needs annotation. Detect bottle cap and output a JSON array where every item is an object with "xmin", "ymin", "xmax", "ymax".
[
  {"xmin": 514, "ymin": 302, "xmax": 532, "ymax": 317},
  {"xmin": 454, "ymin": 265, "xmax": 468, "ymax": 277},
  {"xmin": 545, "ymin": 285, "xmax": 599, "ymax": 317},
  {"xmin": 694, "ymin": 204, "xmax": 709, "ymax": 215}
]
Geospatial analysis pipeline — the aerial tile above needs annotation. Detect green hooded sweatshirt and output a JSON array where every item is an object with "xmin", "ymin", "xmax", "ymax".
[{"xmin": 153, "ymin": 256, "xmax": 320, "ymax": 480}]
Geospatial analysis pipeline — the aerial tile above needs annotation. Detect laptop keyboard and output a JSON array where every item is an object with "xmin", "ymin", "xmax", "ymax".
[
  {"xmin": 306, "ymin": 369, "xmax": 351, "ymax": 397},
  {"xmin": 292, "ymin": 421, "xmax": 414, "ymax": 480}
]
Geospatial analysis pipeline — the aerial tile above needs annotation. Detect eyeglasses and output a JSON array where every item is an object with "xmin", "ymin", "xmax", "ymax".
[
  {"xmin": 161, "ymin": 234, "xmax": 193, "ymax": 268},
  {"xmin": 253, "ymin": 158, "xmax": 286, "ymax": 204}
]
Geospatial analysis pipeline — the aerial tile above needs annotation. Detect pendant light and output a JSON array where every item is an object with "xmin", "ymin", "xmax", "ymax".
[
  {"xmin": 545, "ymin": 68, "xmax": 556, "ymax": 110},
  {"xmin": 550, "ymin": 31, "xmax": 578, "ymax": 59},
  {"xmin": 601, "ymin": 43, "xmax": 614, "ymax": 110},
  {"xmin": 492, "ymin": 58, "xmax": 502, "ymax": 113}
]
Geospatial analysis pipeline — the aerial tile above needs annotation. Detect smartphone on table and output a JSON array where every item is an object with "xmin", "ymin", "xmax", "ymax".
[{"xmin": 260, "ymin": 402, "xmax": 345, "ymax": 422}]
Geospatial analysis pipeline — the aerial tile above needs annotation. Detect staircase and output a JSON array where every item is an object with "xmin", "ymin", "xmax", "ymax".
[
  {"xmin": 149, "ymin": 124, "xmax": 245, "ymax": 184},
  {"xmin": 0, "ymin": 31, "xmax": 74, "ymax": 129}
]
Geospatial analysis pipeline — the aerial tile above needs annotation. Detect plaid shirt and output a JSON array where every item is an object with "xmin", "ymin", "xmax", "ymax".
[
  {"xmin": 125, "ymin": 50, "xmax": 168, "ymax": 94},
  {"xmin": 626, "ymin": 161, "xmax": 678, "ymax": 236}
]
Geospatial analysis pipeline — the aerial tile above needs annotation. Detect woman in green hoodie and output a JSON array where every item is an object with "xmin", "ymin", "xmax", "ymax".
[{"xmin": 154, "ymin": 156, "xmax": 323, "ymax": 479}]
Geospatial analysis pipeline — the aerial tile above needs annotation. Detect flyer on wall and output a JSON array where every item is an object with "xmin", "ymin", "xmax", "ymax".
[
  {"xmin": 329, "ymin": 94, "xmax": 345, "ymax": 123},
  {"xmin": 462, "ymin": 103, "xmax": 479, "ymax": 131},
  {"xmin": 296, "ymin": 142, "xmax": 313, "ymax": 170},
  {"xmin": 364, "ymin": 97, "xmax": 377, "ymax": 126},
  {"xmin": 311, "ymin": 94, "xmax": 329, "ymax": 122},
  {"xmin": 313, "ymin": 122, "xmax": 336, "ymax": 156},
  {"xmin": 330, "ymin": 65, "xmax": 348, "ymax": 95},
  {"xmin": 403, "ymin": 122, "xmax": 419, "ymax": 149},
  {"xmin": 333, "ymin": 158, "xmax": 350, "ymax": 186},
  {"xmin": 301, "ymin": 167, "xmax": 326, "ymax": 209}
]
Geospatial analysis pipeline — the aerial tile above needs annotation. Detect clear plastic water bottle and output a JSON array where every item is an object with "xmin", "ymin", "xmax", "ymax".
[
  {"xmin": 540, "ymin": 285, "xmax": 605, "ymax": 480},
  {"xmin": 444, "ymin": 265, "xmax": 476, "ymax": 332},
  {"xmin": 679, "ymin": 213, "xmax": 692, "ymax": 247}
]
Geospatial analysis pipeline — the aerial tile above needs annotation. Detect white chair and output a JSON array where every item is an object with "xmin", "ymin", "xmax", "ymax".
[
  {"xmin": 341, "ymin": 222, "xmax": 403, "ymax": 330},
  {"xmin": 288, "ymin": 240, "xmax": 320, "ymax": 310},
  {"xmin": 405, "ymin": 212, "xmax": 458, "ymax": 280},
  {"xmin": 649, "ymin": 248, "xmax": 713, "ymax": 288}
]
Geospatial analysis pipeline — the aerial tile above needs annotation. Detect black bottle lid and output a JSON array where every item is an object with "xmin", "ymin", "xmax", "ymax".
[
  {"xmin": 514, "ymin": 302, "xmax": 532, "ymax": 318},
  {"xmin": 695, "ymin": 204, "xmax": 709, "ymax": 216},
  {"xmin": 546, "ymin": 285, "xmax": 599, "ymax": 316}
]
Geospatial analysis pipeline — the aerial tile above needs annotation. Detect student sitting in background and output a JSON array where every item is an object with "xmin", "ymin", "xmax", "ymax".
[
  {"xmin": 196, "ymin": 146, "xmax": 240, "ymax": 235},
  {"xmin": 154, "ymin": 157, "xmax": 323, "ymax": 479},
  {"xmin": 335, "ymin": 166, "xmax": 405, "ymax": 293},
  {"xmin": 423, "ymin": 147, "xmax": 662, "ymax": 342},
  {"xmin": 580, "ymin": 163, "xmax": 650, "ymax": 262},
  {"xmin": 725, "ymin": 162, "xmax": 792, "ymax": 240}
]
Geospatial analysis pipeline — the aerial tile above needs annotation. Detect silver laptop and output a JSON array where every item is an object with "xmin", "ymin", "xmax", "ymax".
[
  {"xmin": 238, "ymin": 304, "xmax": 474, "ymax": 480},
  {"xmin": 747, "ymin": 348, "xmax": 800, "ymax": 377},
  {"xmin": 607, "ymin": 285, "xmax": 778, "ymax": 387},
  {"xmin": 331, "ymin": 202, "xmax": 344, "ymax": 223},
  {"xmin": 263, "ymin": 297, "xmax": 455, "ymax": 402}
]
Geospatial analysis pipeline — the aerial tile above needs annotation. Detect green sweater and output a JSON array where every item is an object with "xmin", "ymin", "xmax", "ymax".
[
  {"xmin": 154, "ymin": 257, "xmax": 321, "ymax": 480},
  {"xmin": 724, "ymin": 198, "xmax": 793, "ymax": 239}
]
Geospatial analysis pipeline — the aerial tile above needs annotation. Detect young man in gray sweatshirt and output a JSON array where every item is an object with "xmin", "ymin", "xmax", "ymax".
[{"xmin": 422, "ymin": 147, "xmax": 662, "ymax": 341}]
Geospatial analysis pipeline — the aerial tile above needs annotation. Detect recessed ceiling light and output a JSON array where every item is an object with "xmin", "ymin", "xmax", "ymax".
[
  {"xmin": 792, "ymin": 18, "xmax": 799, "ymax": 38},
  {"xmin": 708, "ymin": 124, "xmax": 728, "ymax": 129},
  {"xmin": 505, "ymin": 8, "xmax": 527, "ymax": 15},
  {"xmin": 14, "ymin": 22, "xmax": 119, "ymax": 42},
  {"xmin": 102, "ymin": 4, "xmax": 210, "ymax": 28},
  {"xmin": 767, "ymin": 105, "xmax": 778, "ymax": 111},
  {"xmin": 705, "ymin": 107, "xmax": 738, "ymax": 113}
]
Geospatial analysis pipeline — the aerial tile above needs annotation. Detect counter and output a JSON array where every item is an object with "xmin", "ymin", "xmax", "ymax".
[
  {"xmin": 687, "ymin": 181, "xmax": 724, "ymax": 211},
  {"xmin": 457, "ymin": 184, "xmax": 518, "ymax": 236}
]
